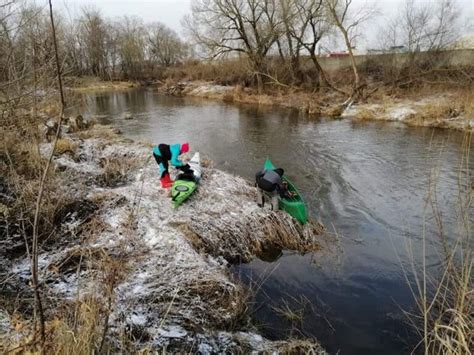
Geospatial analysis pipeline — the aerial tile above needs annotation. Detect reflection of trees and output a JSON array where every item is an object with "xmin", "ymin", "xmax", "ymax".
[
  {"xmin": 94, "ymin": 93, "xmax": 115, "ymax": 114},
  {"xmin": 123, "ymin": 90, "xmax": 146, "ymax": 113}
]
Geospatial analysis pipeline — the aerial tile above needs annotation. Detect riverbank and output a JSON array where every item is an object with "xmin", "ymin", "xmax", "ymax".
[
  {"xmin": 66, "ymin": 76, "xmax": 140, "ymax": 92},
  {"xmin": 160, "ymin": 81, "xmax": 474, "ymax": 131},
  {"xmin": 1, "ymin": 124, "xmax": 328, "ymax": 353},
  {"xmin": 62, "ymin": 77, "xmax": 474, "ymax": 131}
]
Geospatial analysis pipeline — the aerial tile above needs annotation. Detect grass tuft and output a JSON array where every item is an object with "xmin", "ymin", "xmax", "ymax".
[
  {"xmin": 97, "ymin": 157, "xmax": 140, "ymax": 187},
  {"xmin": 54, "ymin": 138, "xmax": 77, "ymax": 156}
]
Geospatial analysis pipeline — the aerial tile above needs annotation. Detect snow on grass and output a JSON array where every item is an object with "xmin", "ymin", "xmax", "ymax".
[
  {"xmin": 13, "ymin": 129, "xmax": 326, "ymax": 353},
  {"xmin": 0, "ymin": 310, "xmax": 10, "ymax": 336},
  {"xmin": 387, "ymin": 106, "xmax": 417, "ymax": 121}
]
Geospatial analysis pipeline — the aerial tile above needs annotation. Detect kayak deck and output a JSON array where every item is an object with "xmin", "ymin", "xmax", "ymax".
[
  {"xmin": 171, "ymin": 179, "xmax": 197, "ymax": 208},
  {"xmin": 263, "ymin": 158, "xmax": 308, "ymax": 224},
  {"xmin": 171, "ymin": 152, "xmax": 201, "ymax": 208}
]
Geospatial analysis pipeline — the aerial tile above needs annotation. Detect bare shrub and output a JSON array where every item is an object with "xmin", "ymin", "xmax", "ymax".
[{"xmin": 164, "ymin": 58, "xmax": 252, "ymax": 86}]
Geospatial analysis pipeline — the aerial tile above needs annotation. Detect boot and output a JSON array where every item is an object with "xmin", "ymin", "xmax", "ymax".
[
  {"xmin": 256, "ymin": 187, "xmax": 264, "ymax": 207},
  {"xmin": 160, "ymin": 173, "xmax": 174, "ymax": 188},
  {"xmin": 270, "ymin": 194, "xmax": 279, "ymax": 211}
]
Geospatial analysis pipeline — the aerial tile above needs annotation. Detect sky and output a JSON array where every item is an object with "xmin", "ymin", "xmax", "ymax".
[
  {"xmin": 58, "ymin": 0, "xmax": 473, "ymax": 49},
  {"xmin": 59, "ymin": 0, "xmax": 192, "ymax": 32}
]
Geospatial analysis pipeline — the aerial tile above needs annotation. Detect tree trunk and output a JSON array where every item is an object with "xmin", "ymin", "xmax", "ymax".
[
  {"xmin": 253, "ymin": 55, "xmax": 265, "ymax": 94},
  {"xmin": 256, "ymin": 72, "xmax": 263, "ymax": 94},
  {"xmin": 340, "ymin": 28, "xmax": 360, "ymax": 89}
]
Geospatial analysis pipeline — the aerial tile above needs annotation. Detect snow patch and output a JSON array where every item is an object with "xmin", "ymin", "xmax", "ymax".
[
  {"xmin": 0, "ymin": 310, "xmax": 10, "ymax": 335},
  {"xmin": 188, "ymin": 84, "xmax": 233, "ymax": 96},
  {"xmin": 387, "ymin": 107, "xmax": 417, "ymax": 121}
]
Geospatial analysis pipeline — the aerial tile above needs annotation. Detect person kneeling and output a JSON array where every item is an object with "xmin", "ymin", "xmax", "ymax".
[{"xmin": 255, "ymin": 168, "xmax": 295, "ymax": 210}]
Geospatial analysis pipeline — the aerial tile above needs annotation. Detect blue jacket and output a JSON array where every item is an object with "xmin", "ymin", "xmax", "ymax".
[{"xmin": 153, "ymin": 144, "xmax": 185, "ymax": 174}]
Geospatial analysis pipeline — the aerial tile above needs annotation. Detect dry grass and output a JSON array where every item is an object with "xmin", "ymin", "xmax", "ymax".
[
  {"xmin": 47, "ymin": 246, "xmax": 130, "ymax": 354},
  {"xmin": 410, "ymin": 249, "xmax": 473, "ymax": 355},
  {"xmin": 321, "ymin": 105, "xmax": 344, "ymax": 118},
  {"xmin": 67, "ymin": 76, "xmax": 139, "ymax": 92},
  {"xmin": 182, "ymin": 209, "xmax": 325, "ymax": 264},
  {"xmin": 200, "ymin": 156, "xmax": 213, "ymax": 168},
  {"xmin": 406, "ymin": 91, "xmax": 474, "ymax": 127},
  {"xmin": 164, "ymin": 60, "xmax": 472, "ymax": 131},
  {"xmin": 354, "ymin": 107, "xmax": 377, "ymax": 120},
  {"xmin": 273, "ymin": 339, "xmax": 327, "ymax": 354},
  {"xmin": 272, "ymin": 299, "xmax": 306, "ymax": 324},
  {"xmin": 76, "ymin": 124, "xmax": 122, "ymax": 140},
  {"xmin": 164, "ymin": 58, "xmax": 251, "ymax": 86},
  {"xmin": 1, "ymin": 127, "xmax": 71, "ymax": 249},
  {"xmin": 404, "ymin": 133, "xmax": 473, "ymax": 354},
  {"xmin": 97, "ymin": 157, "xmax": 140, "ymax": 187},
  {"xmin": 54, "ymin": 138, "xmax": 77, "ymax": 156},
  {"xmin": 49, "ymin": 298, "xmax": 105, "ymax": 355},
  {"xmin": 222, "ymin": 92, "xmax": 235, "ymax": 103},
  {"xmin": 2, "ymin": 128, "xmax": 43, "ymax": 179}
]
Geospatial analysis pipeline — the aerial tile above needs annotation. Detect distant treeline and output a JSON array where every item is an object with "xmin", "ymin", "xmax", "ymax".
[{"xmin": 1, "ymin": 0, "xmax": 471, "ymax": 99}]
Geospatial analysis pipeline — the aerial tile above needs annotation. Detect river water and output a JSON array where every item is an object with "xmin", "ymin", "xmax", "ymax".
[{"xmin": 76, "ymin": 89, "xmax": 471, "ymax": 354}]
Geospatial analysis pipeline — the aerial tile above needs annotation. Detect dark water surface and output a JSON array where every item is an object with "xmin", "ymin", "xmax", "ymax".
[{"xmin": 76, "ymin": 89, "xmax": 471, "ymax": 354}]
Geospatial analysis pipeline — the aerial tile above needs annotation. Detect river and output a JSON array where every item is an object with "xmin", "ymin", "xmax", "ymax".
[{"xmin": 76, "ymin": 88, "xmax": 471, "ymax": 354}]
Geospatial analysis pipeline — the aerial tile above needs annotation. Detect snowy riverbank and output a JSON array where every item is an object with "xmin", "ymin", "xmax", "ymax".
[
  {"xmin": 1, "ymin": 125, "xmax": 327, "ymax": 353},
  {"xmin": 161, "ymin": 81, "xmax": 473, "ymax": 131}
]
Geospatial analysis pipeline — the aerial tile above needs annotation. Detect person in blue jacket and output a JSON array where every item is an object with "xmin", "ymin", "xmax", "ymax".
[{"xmin": 152, "ymin": 142, "xmax": 190, "ymax": 188}]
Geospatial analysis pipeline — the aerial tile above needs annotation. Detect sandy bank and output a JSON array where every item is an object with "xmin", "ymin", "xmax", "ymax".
[{"xmin": 1, "ymin": 126, "xmax": 328, "ymax": 353}]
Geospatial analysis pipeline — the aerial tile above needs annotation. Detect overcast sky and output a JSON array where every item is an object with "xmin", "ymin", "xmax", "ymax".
[{"xmin": 59, "ymin": 0, "xmax": 473, "ymax": 49}]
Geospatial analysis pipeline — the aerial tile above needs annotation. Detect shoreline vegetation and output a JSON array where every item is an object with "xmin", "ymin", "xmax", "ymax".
[
  {"xmin": 70, "ymin": 77, "xmax": 474, "ymax": 132},
  {"xmin": 1, "ymin": 122, "xmax": 330, "ymax": 353},
  {"xmin": 159, "ymin": 80, "xmax": 474, "ymax": 131}
]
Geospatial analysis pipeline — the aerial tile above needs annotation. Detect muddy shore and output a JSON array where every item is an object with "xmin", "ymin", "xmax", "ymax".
[{"xmin": 1, "ymin": 125, "xmax": 328, "ymax": 353}]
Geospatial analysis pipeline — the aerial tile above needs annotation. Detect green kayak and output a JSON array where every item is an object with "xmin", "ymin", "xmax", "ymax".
[
  {"xmin": 171, "ymin": 179, "xmax": 198, "ymax": 208},
  {"xmin": 263, "ymin": 158, "xmax": 308, "ymax": 224},
  {"xmin": 171, "ymin": 152, "xmax": 201, "ymax": 208}
]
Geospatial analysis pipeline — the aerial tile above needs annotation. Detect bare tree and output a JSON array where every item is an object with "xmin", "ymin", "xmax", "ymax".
[
  {"xmin": 325, "ymin": 0, "xmax": 378, "ymax": 99},
  {"xmin": 273, "ymin": 0, "xmax": 303, "ymax": 83},
  {"xmin": 115, "ymin": 16, "xmax": 146, "ymax": 79},
  {"xmin": 63, "ymin": 16, "xmax": 86, "ymax": 76},
  {"xmin": 381, "ymin": 0, "xmax": 460, "ymax": 52},
  {"xmin": 286, "ymin": 0, "xmax": 337, "ymax": 90},
  {"xmin": 77, "ymin": 7, "xmax": 109, "ymax": 78},
  {"xmin": 186, "ymin": 0, "xmax": 285, "ymax": 93},
  {"xmin": 148, "ymin": 22, "xmax": 187, "ymax": 67},
  {"xmin": 379, "ymin": 0, "xmax": 461, "ymax": 85},
  {"xmin": 105, "ymin": 22, "xmax": 120, "ymax": 79}
]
